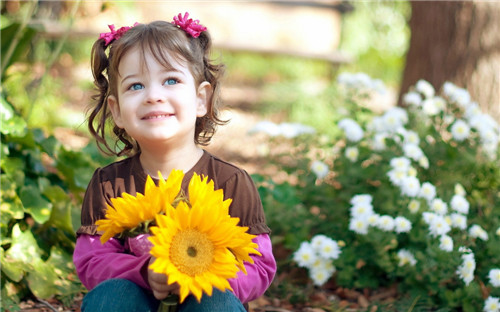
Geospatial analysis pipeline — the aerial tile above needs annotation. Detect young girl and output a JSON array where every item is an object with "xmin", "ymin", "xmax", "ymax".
[{"xmin": 73, "ymin": 13, "xmax": 276, "ymax": 312}]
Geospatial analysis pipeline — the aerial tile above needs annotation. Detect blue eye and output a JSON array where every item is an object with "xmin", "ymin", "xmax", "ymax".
[
  {"xmin": 129, "ymin": 83, "xmax": 144, "ymax": 91},
  {"xmin": 165, "ymin": 78, "xmax": 178, "ymax": 86}
]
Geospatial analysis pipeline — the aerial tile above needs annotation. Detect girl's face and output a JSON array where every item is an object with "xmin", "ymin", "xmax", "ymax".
[{"xmin": 108, "ymin": 47, "xmax": 211, "ymax": 149}]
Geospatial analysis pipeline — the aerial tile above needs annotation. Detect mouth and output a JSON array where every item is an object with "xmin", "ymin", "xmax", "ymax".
[{"xmin": 141, "ymin": 112, "xmax": 174, "ymax": 120}]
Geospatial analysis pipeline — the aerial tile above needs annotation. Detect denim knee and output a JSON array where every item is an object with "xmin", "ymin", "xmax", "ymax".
[
  {"xmin": 178, "ymin": 289, "xmax": 246, "ymax": 312},
  {"xmin": 82, "ymin": 278, "xmax": 159, "ymax": 312}
]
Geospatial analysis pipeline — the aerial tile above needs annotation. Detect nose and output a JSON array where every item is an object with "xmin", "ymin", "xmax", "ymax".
[{"xmin": 145, "ymin": 84, "xmax": 167, "ymax": 104}]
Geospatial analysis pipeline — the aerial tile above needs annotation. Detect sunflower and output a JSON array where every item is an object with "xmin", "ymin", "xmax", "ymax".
[
  {"xmin": 148, "ymin": 173, "xmax": 261, "ymax": 303},
  {"xmin": 96, "ymin": 170, "xmax": 184, "ymax": 244}
]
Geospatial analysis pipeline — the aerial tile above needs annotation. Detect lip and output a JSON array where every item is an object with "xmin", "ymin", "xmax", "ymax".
[{"xmin": 141, "ymin": 111, "xmax": 174, "ymax": 120}]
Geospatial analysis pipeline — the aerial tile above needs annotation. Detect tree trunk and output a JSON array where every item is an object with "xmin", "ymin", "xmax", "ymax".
[{"xmin": 398, "ymin": 1, "xmax": 500, "ymax": 121}]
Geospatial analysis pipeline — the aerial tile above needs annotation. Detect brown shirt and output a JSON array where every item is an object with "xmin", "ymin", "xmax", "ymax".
[{"xmin": 77, "ymin": 150, "xmax": 270, "ymax": 236}]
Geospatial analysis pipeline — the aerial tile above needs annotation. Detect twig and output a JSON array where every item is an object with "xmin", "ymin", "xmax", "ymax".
[{"xmin": 37, "ymin": 298, "xmax": 59, "ymax": 312}]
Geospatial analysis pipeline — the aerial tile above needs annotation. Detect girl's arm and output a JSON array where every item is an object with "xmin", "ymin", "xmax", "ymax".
[
  {"xmin": 228, "ymin": 233, "xmax": 276, "ymax": 303},
  {"xmin": 73, "ymin": 234, "xmax": 152, "ymax": 290}
]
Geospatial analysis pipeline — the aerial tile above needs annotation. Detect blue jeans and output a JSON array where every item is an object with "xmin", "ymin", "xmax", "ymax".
[{"xmin": 81, "ymin": 279, "xmax": 247, "ymax": 312}]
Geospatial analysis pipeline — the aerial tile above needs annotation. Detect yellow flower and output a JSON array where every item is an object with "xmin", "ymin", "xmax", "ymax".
[
  {"xmin": 96, "ymin": 170, "xmax": 184, "ymax": 244},
  {"xmin": 148, "ymin": 173, "xmax": 261, "ymax": 303}
]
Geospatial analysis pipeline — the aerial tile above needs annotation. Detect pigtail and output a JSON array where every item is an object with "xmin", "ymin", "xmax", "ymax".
[
  {"xmin": 87, "ymin": 39, "xmax": 135, "ymax": 156},
  {"xmin": 194, "ymin": 31, "xmax": 228, "ymax": 145}
]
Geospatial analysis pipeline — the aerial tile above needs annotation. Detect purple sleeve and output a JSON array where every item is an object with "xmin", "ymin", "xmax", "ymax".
[
  {"xmin": 73, "ymin": 234, "xmax": 151, "ymax": 290},
  {"xmin": 228, "ymin": 234, "xmax": 276, "ymax": 303}
]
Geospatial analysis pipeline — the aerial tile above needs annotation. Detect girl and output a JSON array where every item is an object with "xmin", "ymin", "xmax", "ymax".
[{"xmin": 73, "ymin": 13, "xmax": 276, "ymax": 312}]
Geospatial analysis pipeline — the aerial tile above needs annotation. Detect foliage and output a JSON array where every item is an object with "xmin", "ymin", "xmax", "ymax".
[
  {"xmin": 255, "ymin": 75, "xmax": 500, "ymax": 311},
  {"xmin": 0, "ymin": 3, "xmax": 114, "ymax": 308}
]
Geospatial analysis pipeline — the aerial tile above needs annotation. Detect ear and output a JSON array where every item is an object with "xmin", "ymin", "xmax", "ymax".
[
  {"xmin": 196, "ymin": 81, "xmax": 212, "ymax": 117},
  {"xmin": 107, "ymin": 95, "xmax": 124, "ymax": 128}
]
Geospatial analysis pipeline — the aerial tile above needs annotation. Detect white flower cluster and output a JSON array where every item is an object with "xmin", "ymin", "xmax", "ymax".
[
  {"xmin": 337, "ymin": 72, "xmax": 386, "ymax": 94},
  {"xmin": 249, "ymin": 121, "xmax": 315, "ymax": 138},
  {"xmin": 348, "ymin": 194, "xmax": 411, "ymax": 235},
  {"xmin": 338, "ymin": 118, "xmax": 364, "ymax": 142},
  {"xmin": 293, "ymin": 235, "xmax": 342, "ymax": 286},
  {"xmin": 404, "ymin": 80, "xmax": 499, "ymax": 159},
  {"xmin": 456, "ymin": 251, "xmax": 476, "ymax": 285},
  {"xmin": 310, "ymin": 160, "xmax": 329, "ymax": 179}
]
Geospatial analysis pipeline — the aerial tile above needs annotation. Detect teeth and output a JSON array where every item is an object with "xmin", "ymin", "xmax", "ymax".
[{"xmin": 145, "ymin": 114, "xmax": 169, "ymax": 119}]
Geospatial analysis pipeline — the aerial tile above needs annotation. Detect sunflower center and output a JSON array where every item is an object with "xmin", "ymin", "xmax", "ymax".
[{"xmin": 170, "ymin": 228, "xmax": 214, "ymax": 276}]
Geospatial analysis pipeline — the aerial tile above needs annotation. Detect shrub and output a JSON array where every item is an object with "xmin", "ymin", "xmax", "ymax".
[{"xmin": 254, "ymin": 75, "xmax": 500, "ymax": 311}]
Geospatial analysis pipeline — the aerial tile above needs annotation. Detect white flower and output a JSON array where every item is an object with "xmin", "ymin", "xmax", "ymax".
[
  {"xmin": 390, "ymin": 157, "xmax": 411, "ymax": 171},
  {"xmin": 382, "ymin": 107, "xmax": 408, "ymax": 132},
  {"xmin": 345, "ymin": 146, "xmax": 359, "ymax": 162},
  {"xmin": 488, "ymin": 269, "xmax": 500, "ymax": 287},
  {"xmin": 387, "ymin": 169, "xmax": 407, "ymax": 187},
  {"xmin": 350, "ymin": 202, "xmax": 374, "ymax": 219},
  {"xmin": 484, "ymin": 296, "xmax": 500, "ymax": 312},
  {"xmin": 249, "ymin": 121, "xmax": 281, "ymax": 136},
  {"xmin": 403, "ymin": 91, "xmax": 422, "ymax": 106},
  {"xmin": 454, "ymin": 183, "xmax": 466, "ymax": 196},
  {"xmin": 422, "ymin": 212, "xmax": 437, "ymax": 224},
  {"xmin": 465, "ymin": 102, "xmax": 481, "ymax": 120},
  {"xmin": 311, "ymin": 160, "xmax": 329, "ymax": 179},
  {"xmin": 469, "ymin": 224, "xmax": 489, "ymax": 241},
  {"xmin": 350, "ymin": 194, "xmax": 373, "ymax": 206},
  {"xmin": 451, "ymin": 119, "xmax": 470, "ymax": 141},
  {"xmin": 497, "ymin": 227, "xmax": 500, "ymax": 236},
  {"xmin": 403, "ymin": 143, "xmax": 424, "ymax": 161},
  {"xmin": 451, "ymin": 194, "xmax": 469, "ymax": 215},
  {"xmin": 309, "ymin": 261, "xmax": 335, "ymax": 286},
  {"xmin": 394, "ymin": 216, "xmax": 412, "ymax": 233},
  {"xmin": 371, "ymin": 133, "xmax": 387, "ymax": 151},
  {"xmin": 397, "ymin": 249, "xmax": 417, "ymax": 267},
  {"xmin": 293, "ymin": 242, "xmax": 316, "ymax": 268},
  {"xmin": 377, "ymin": 215, "xmax": 395, "ymax": 232},
  {"xmin": 338, "ymin": 118, "xmax": 364, "ymax": 142},
  {"xmin": 439, "ymin": 235, "xmax": 454, "ymax": 252},
  {"xmin": 419, "ymin": 182, "xmax": 436, "ymax": 202},
  {"xmin": 318, "ymin": 239, "xmax": 342, "ymax": 260},
  {"xmin": 457, "ymin": 252, "xmax": 476, "ymax": 285},
  {"xmin": 280, "ymin": 122, "xmax": 316, "ymax": 138},
  {"xmin": 450, "ymin": 213, "xmax": 467, "ymax": 230},
  {"xmin": 430, "ymin": 198, "xmax": 448, "ymax": 215},
  {"xmin": 404, "ymin": 130, "xmax": 420, "ymax": 145},
  {"xmin": 349, "ymin": 217, "xmax": 369, "ymax": 235},
  {"xmin": 418, "ymin": 156, "xmax": 429, "ymax": 169},
  {"xmin": 427, "ymin": 214, "xmax": 451, "ymax": 237},
  {"xmin": 401, "ymin": 176, "xmax": 421, "ymax": 198},
  {"xmin": 422, "ymin": 98, "xmax": 441, "ymax": 116},
  {"xmin": 311, "ymin": 235, "xmax": 329, "ymax": 253},
  {"xmin": 366, "ymin": 213, "xmax": 380, "ymax": 226},
  {"xmin": 408, "ymin": 199, "xmax": 421, "ymax": 214},
  {"xmin": 415, "ymin": 79, "xmax": 435, "ymax": 99}
]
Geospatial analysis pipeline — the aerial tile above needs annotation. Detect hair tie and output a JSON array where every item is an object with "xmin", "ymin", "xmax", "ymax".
[
  {"xmin": 99, "ymin": 22, "xmax": 139, "ymax": 47},
  {"xmin": 172, "ymin": 12, "xmax": 207, "ymax": 38}
]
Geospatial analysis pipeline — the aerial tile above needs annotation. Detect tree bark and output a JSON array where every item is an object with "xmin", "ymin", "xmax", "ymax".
[{"xmin": 398, "ymin": 1, "xmax": 500, "ymax": 121}]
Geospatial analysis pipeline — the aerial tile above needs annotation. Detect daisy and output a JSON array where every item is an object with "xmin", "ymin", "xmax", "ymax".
[
  {"xmin": 345, "ymin": 146, "xmax": 359, "ymax": 162},
  {"xmin": 427, "ymin": 214, "xmax": 451, "ymax": 237},
  {"xmin": 430, "ymin": 198, "xmax": 448, "ymax": 215},
  {"xmin": 408, "ymin": 199, "xmax": 421, "ymax": 214},
  {"xmin": 293, "ymin": 242, "xmax": 316, "ymax": 268},
  {"xmin": 451, "ymin": 119, "xmax": 470, "ymax": 141},
  {"xmin": 377, "ymin": 215, "xmax": 395, "ymax": 232},
  {"xmin": 488, "ymin": 269, "xmax": 500, "ymax": 287},
  {"xmin": 450, "ymin": 213, "xmax": 467, "ymax": 230},
  {"xmin": 350, "ymin": 202, "xmax": 374, "ymax": 219},
  {"xmin": 451, "ymin": 194, "xmax": 469, "ymax": 215},
  {"xmin": 311, "ymin": 160, "xmax": 329, "ymax": 179},
  {"xmin": 469, "ymin": 224, "xmax": 489, "ymax": 241},
  {"xmin": 401, "ymin": 176, "xmax": 421, "ymax": 198},
  {"xmin": 439, "ymin": 235, "xmax": 453, "ymax": 252},
  {"xmin": 403, "ymin": 91, "xmax": 422, "ymax": 107},
  {"xmin": 350, "ymin": 194, "xmax": 373, "ymax": 206},
  {"xmin": 394, "ymin": 216, "xmax": 412, "ymax": 233},
  {"xmin": 338, "ymin": 118, "xmax": 364, "ymax": 142},
  {"xmin": 484, "ymin": 296, "xmax": 500, "ymax": 312},
  {"xmin": 349, "ymin": 217, "xmax": 369, "ymax": 235},
  {"xmin": 415, "ymin": 79, "xmax": 435, "ymax": 99},
  {"xmin": 397, "ymin": 249, "xmax": 417, "ymax": 267},
  {"xmin": 419, "ymin": 182, "xmax": 436, "ymax": 202}
]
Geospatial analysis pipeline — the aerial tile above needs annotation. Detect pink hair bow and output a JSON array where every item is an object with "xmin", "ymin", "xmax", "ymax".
[
  {"xmin": 172, "ymin": 12, "xmax": 207, "ymax": 38},
  {"xmin": 99, "ymin": 23, "xmax": 139, "ymax": 46}
]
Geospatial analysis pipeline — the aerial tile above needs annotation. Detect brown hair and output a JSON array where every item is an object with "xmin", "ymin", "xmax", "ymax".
[{"xmin": 88, "ymin": 20, "xmax": 226, "ymax": 156}]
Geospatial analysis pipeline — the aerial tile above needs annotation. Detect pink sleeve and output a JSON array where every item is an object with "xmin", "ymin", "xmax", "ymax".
[
  {"xmin": 228, "ymin": 234, "xmax": 276, "ymax": 303},
  {"xmin": 73, "ymin": 234, "xmax": 151, "ymax": 290}
]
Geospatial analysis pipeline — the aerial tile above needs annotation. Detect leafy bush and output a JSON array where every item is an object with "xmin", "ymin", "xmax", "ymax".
[{"xmin": 255, "ymin": 75, "xmax": 500, "ymax": 311}]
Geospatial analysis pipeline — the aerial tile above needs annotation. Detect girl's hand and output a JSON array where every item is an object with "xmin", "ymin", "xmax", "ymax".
[{"xmin": 148, "ymin": 257, "xmax": 180, "ymax": 300}]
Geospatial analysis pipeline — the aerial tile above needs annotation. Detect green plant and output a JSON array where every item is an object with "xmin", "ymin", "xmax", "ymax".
[{"xmin": 255, "ymin": 75, "xmax": 500, "ymax": 311}]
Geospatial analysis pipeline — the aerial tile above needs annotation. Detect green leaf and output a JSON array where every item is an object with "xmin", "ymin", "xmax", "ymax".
[
  {"xmin": 6, "ymin": 224, "xmax": 43, "ymax": 263},
  {"xmin": 19, "ymin": 185, "xmax": 52, "ymax": 224},
  {"xmin": 26, "ymin": 258, "xmax": 58, "ymax": 299},
  {"xmin": 0, "ymin": 96, "xmax": 27, "ymax": 136},
  {"xmin": 0, "ymin": 248, "xmax": 25, "ymax": 282},
  {"xmin": 44, "ymin": 185, "xmax": 74, "ymax": 233},
  {"xmin": 1, "ymin": 281, "xmax": 21, "ymax": 311},
  {"xmin": 0, "ymin": 175, "xmax": 24, "ymax": 221}
]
